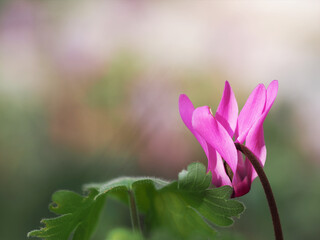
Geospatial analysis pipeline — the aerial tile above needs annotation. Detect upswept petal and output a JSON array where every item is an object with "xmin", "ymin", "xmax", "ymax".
[
  {"xmin": 215, "ymin": 81, "xmax": 239, "ymax": 138},
  {"xmin": 265, "ymin": 80, "xmax": 279, "ymax": 114},
  {"xmin": 192, "ymin": 106, "xmax": 238, "ymax": 175},
  {"xmin": 179, "ymin": 94, "xmax": 195, "ymax": 132},
  {"xmin": 245, "ymin": 121, "xmax": 266, "ymax": 182},
  {"xmin": 245, "ymin": 80, "xmax": 278, "ymax": 181},
  {"xmin": 179, "ymin": 94, "xmax": 208, "ymax": 156},
  {"xmin": 207, "ymin": 145, "xmax": 232, "ymax": 187},
  {"xmin": 236, "ymin": 84, "xmax": 267, "ymax": 143}
]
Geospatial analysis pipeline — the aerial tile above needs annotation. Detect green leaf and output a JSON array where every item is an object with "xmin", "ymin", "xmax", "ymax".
[
  {"xmin": 86, "ymin": 162, "xmax": 244, "ymax": 240},
  {"xmin": 178, "ymin": 162, "xmax": 212, "ymax": 191},
  {"xmin": 27, "ymin": 190, "xmax": 106, "ymax": 240},
  {"xmin": 29, "ymin": 162, "xmax": 245, "ymax": 240},
  {"xmin": 147, "ymin": 163, "xmax": 244, "ymax": 239}
]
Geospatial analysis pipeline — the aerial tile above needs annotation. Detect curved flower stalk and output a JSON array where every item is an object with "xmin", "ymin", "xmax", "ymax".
[{"xmin": 179, "ymin": 80, "xmax": 278, "ymax": 197}]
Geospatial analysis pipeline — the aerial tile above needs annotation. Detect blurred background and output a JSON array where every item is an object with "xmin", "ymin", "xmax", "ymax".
[{"xmin": 0, "ymin": 0, "xmax": 319, "ymax": 239}]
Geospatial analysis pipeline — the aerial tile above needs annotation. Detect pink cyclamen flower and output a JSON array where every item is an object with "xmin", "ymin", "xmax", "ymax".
[{"xmin": 179, "ymin": 80, "xmax": 278, "ymax": 197}]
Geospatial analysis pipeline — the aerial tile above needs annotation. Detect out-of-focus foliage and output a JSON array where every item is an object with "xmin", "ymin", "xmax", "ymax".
[
  {"xmin": 105, "ymin": 228, "xmax": 248, "ymax": 240},
  {"xmin": 105, "ymin": 228, "xmax": 142, "ymax": 240}
]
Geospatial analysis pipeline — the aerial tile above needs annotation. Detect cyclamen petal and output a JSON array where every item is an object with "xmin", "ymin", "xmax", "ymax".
[
  {"xmin": 265, "ymin": 80, "xmax": 279, "ymax": 113},
  {"xmin": 192, "ymin": 106, "xmax": 238, "ymax": 175},
  {"xmin": 207, "ymin": 145, "xmax": 232, "ymax": 187},
  {"xmin": 179, "ymin": 94, "xmax": 232, "ymax": 186},
  {"xmin": 233, "ymin": 176, "xmax": 251, "ymax": 197},
  {"xmin": 178, "ymin": 94, "xmax": 196, "ymax": 133},
  {"xmin": 246, "ymin": 80, "xmax": 278, "ymax": 181},
  {"xmin": 216, "ymin": 81, "xmax": 239, "ymax": 138},
  {"xmin": 232, "ymin": 151, "xmax": 252, "ymax": 197},
  {"xmin": 179, "ymin": 94, "xmax": 208, "ymax": 156},
  {"xmin": 245, "ymin": 120, "xmax": 266, "ymax": 182},
  {"xmin": 236, "ymin": 84, "xmax": 266, "ymax": 143}
]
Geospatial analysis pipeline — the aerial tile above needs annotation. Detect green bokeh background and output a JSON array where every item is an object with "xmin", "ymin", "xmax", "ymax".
[{"xmin": 0, "ymin": 1, "xmax": 319, "ymax": 239}]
